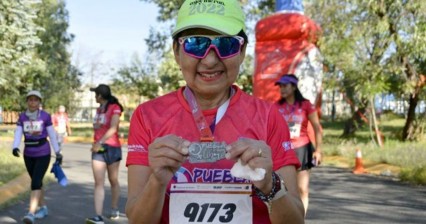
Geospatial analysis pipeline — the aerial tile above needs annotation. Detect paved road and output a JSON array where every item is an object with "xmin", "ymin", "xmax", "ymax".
[
  {"xmin": 1, "ymin": 143, "xmax": 425, "ymax": 223},
  {"xmin": 306, "ymin": 166, "xmax": 426, "ymax": 224},
  {"xmin": 0, "ymin": 143, "xmax": 129, "ymax": 224}
]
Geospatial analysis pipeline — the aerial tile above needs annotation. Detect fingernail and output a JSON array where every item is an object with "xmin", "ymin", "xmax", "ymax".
[
  {"xmin": 183, "ymin": 140, "xmax": 191, "ymax": 147},
  {"xmin": 226, "ymin": 145, "xmax": 231, "ymax": 152},
  {"xmin": 225, "ymin": 152, "xmax": 231, "ymax": 160},
  {"xmin": 182, "ymin": 147, "xmax": 189, "ymax": 154}
]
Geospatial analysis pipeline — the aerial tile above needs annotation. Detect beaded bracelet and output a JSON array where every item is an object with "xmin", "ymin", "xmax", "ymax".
[
  {"xmin": 253, "ymin": 172, "xmax": 280, "ymax": 202},
  {"xmin": 253, "ymin": 172, "xmax": 286, "ymax": 213}
]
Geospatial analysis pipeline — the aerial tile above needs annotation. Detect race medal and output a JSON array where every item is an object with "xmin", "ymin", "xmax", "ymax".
[
  {"xmin": 188, "ymin": 142, "xmax": 227, "ymax": 163},
  {"xmin": 288, "ymin": 122, "xmax": 301, "ymax": 139},
  {"xmin": 170, "ymin": 183, "xmax": 253, "ymax": 224}
]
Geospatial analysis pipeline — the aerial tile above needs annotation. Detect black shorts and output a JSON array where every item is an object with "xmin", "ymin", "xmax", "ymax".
[
  {"xmin": 294, "ymin": 143, "xmax": 315, "ymax": 171},
  {"xmin": 92, "ymin": 144, "xmax": 122, "ymax": 165}
]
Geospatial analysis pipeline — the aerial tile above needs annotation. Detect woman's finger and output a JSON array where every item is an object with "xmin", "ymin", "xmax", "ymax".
[{"xmin": 150, "ymin": 135, "xmax": 190, "ymax": 156}]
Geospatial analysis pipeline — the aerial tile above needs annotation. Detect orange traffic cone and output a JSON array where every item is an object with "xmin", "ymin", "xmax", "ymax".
[{"xmin": 352, "ymin": 148, "xmax": 365, "ymax": 174}]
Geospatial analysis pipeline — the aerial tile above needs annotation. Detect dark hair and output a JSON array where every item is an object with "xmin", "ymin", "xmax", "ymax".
[
  {"xmin": 277, "ymin": 74, "xmax": 308, "ymax": 106},
  {"xmin": 97, "ymin": 91, "xmax": 124, "ymax": 113}
]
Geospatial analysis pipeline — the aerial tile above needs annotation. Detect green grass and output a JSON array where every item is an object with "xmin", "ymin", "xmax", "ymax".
[
  {"xmin": 0, "ymin": 188, "xmax": 30, "ymax": 210},
  {"xmin": 0, "ymin": 143, "xmax": 26, "ymax": 187},
  {"xmin": 0, "ymin": 173, "xmax": 55, "ymax": 210},
  {"xmin": 321, "ymin": 117, "xmax": 426, "ymax": 185},
  {"xmin": 70, "ymin": 125, "xmax": 130, "ymax": 138},
  {"xmin": 400, "ymin": 167, "xmax": 426, "ymax": 185}
]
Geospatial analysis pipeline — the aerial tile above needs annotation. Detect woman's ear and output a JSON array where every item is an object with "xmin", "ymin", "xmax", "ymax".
[{"xmin": 173, "ymin": 40, "xmax": 180, "ymax": 65}]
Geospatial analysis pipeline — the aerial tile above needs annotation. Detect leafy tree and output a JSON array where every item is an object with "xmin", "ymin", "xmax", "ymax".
[
  {"xmin": 0, "ymin": 0, "xmax": 45, "ymax": 110},
  {"xmin": 237, "ymin": 53, "xmax": 254, "ymax": 94},
  {"xmin": 32, "ymin": 0, "xmax": 81, "ymax": 112},
  {"xmin": 0, "ymin": 0, "xmax": 80, "ymax": 113},
  {"xmin": 157, "ymin": 48, "xmax": 184, "ymax": 92},
  {"xmin": 306, "ymin": 0, "xmax": 426, "ymax": 141},
  {"xmin": 113, "ymin": 54, "xmax": 160, "ymax": 101}
]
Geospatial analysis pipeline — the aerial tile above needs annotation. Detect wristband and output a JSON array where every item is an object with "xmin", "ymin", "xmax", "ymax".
[{"xmin": 253, "ymin": 172, "xmax": 287, "ymax": 213}]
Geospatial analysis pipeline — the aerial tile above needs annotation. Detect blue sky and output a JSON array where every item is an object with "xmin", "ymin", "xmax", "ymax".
[{"xmin": 66, "ymin": 0, "xmax": 160, "ymax": 83}]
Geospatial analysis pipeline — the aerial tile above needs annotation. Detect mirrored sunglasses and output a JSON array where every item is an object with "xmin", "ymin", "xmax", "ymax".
[{"xmin": 178, "ymin": 36, "xmax": 244, "ymax": 59}]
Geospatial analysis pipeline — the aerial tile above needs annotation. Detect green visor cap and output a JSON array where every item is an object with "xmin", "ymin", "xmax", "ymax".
[{"xmin": 172, "ymin": 0, "xmax": 246, "ymax": 37}]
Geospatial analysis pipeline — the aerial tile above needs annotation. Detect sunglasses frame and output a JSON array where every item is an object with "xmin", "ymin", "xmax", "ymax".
[{"xmin": 178, "ymin": 35, "xmax": 245, "ymax": 59}]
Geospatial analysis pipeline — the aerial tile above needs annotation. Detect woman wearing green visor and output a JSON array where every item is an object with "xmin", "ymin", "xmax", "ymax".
[{"xmin": 126, "ymin": 1, "xmax": 304, "ymax": 223}]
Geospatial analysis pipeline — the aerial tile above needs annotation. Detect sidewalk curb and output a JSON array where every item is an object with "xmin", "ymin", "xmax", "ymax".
[
  {"xmin": 0, "ymin": 173, "xmax": 30, "ymax": 206},
  {"xmin": 0, "ymin": 138, "xmax": 126, "ymax": 208}
]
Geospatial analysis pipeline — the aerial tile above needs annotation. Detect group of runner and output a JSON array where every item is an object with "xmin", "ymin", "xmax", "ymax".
[{"xmin": 12, "ymin": 85, "xmax": 124, "ymax": 224}]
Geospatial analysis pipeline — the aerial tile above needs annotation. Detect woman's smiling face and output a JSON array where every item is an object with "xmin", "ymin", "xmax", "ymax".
[
  {"xmin": 279, "ymin": 83, "xmax": 296, "ymax": 99},
  {"xmin": 27, "ymin": 96, "xmax": 41, "ymax": 112},
  {"xmin": 174, "ymin": 28, "xmax": 246, "ymax": 99}
]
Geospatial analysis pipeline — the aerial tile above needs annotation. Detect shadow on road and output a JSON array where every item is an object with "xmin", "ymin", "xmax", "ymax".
[{"xmin": 306, "ymin": 166, "xmax": 426, "ymax": 224}]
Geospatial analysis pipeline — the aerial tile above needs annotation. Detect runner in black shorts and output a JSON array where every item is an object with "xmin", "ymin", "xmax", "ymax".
[
  {"xmin": 86, "ymin": 84, "xmax": 124, "ymax": 224},
  {"xmin": 275, "ymin": 74, "xmax": 323, "ymax": 216},
  {"xmin": 12, "ymin": 90, "xmax": 63, "ymax": 224}
]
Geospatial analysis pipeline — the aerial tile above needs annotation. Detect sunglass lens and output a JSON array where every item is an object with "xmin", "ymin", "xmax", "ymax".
[
  {"xmin": 184, "ymin": 37, "xmax": 211, "ymax": 58},
  {"xmin": 213, "ymin": 37, "xmax": 241, "ymax": 58}
]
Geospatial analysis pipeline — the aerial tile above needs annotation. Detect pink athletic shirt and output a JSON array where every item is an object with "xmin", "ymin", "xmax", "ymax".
[
  {"xmin": 127, "ymin": 85, "xmax": 300, "ymax": 223},
  {"xmin": 52, "ymin": 112, "xmax": 69, "ymax": 134},
  {"xmin": 276, "ymin": 100, "xmax": 316, "ymax": 149},
  {"xmin": 93, "ymin": 103, "xmax": 122, "ymax": 147}
]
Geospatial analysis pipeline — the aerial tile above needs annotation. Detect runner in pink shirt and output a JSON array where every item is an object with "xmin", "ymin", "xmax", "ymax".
[
  {"xmin": 86, "ymin": 84, "xmax": 123, "ymax": 224},
  {"xmin": 125, "ymin": 1, "xmax": 304, "ymax": 223},
  {"xmin": 275, "ymin": 74, "xmax": 323, "ymax": 216},
  {"xmin": 52, "ymin": 105, "xmax": 72, "ymax": 152}
]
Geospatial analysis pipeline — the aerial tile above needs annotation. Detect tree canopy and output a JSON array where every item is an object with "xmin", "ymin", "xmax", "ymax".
[
  {"xmin": 0, "ymin": 0, "xmax": 81, "ymax": 112},
  {"xmin": 306, "ymin": 0, "xmax": 426, "ymax": 140},
  {"xmin": 0, "ymin": 0, "xmax": 45, "ymax": 110}
]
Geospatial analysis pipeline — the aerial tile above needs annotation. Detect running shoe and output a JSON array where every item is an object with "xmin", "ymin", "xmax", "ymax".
[
  {"xmin": 35, "ymin": 205, "xmax": 48, "ymax": 219},
  {"xmin": 86, "ymin": 215, "xmax": 104, "ymax": 224},
  {"xmin": 22, "ymin": 213, "xmax": 35, "ymax": 224},
  {"xmin": 110, "ymin": 208, "xmax": 120, "ymax": 219}
]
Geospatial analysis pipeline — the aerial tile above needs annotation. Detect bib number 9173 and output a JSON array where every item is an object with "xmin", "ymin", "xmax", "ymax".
[
  {"xmin": 184, "ymin": 202, "xmax": 236, "ymax": 223},
  {"xmin": 170, "ymin": 183, "xmax": 252, "ymax": 224}
]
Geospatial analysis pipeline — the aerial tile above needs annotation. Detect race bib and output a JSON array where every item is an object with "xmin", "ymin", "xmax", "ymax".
[
  {"xmin": 170, "ymin": 183, "xmax": 253, "ymax": 224},
  {"xmin": 288, "ymin": 122, "xmax": 301, "ymax": 139},
  {"xmin": 23, "ymin": 121, "xmax": 43, "ymax": 134},
  {"xmin": 93, "ymin": 114, "xmax": 106, "ymax": 126}
]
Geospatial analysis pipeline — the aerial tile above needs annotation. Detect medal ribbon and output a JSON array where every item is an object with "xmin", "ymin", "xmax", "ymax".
[
  {"xmin": 183, "ymin": 86, "xmax": 233, "ymax": 142},
  {"xmin": 285, "ymin": 103, "xmax": 297, "ymax": 123}
]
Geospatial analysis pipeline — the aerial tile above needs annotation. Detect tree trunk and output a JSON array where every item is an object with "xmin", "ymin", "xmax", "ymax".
[
  {"xmin": 341, "ymin": 107, "xmax": 368, "ymax": 137},
  {"xmin": 402, "ymin": 93, "xmax": 419, "ymax": 141},
  {"xmin": 370, "ymin": 97, "xmax": 383, "ymax": 147},
  {"xmin": 331, "ymin": 90, "xmax": 336, "ymax": 122}
]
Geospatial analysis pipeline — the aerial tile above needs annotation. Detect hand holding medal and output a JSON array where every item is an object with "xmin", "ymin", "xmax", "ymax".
[{"xmin": 148, "ymin": 135, "xmax": 190, "ymax": 185}]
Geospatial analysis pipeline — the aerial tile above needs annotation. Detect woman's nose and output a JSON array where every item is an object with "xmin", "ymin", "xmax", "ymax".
[{"xmin": 200, "ymin": 47, "xmax": 220, "ymax": 66}]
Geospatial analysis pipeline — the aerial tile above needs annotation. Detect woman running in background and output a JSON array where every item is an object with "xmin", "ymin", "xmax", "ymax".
[{"xmin": 275, "ymin": 74, "xmax": 323, "ymax": 216}]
